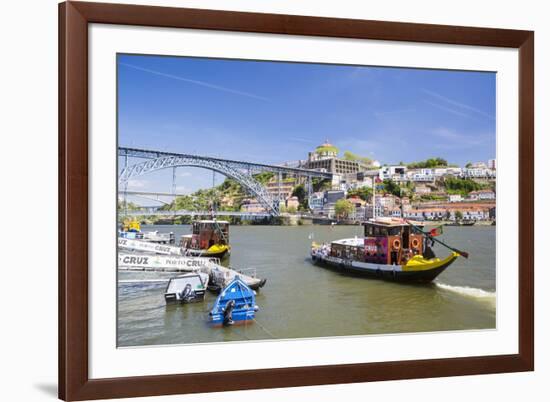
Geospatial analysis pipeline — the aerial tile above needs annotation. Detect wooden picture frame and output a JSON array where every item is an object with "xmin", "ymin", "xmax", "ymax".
[{"xmin": 59, "ymin": 1, "xmax": 534, "ymax": 400}]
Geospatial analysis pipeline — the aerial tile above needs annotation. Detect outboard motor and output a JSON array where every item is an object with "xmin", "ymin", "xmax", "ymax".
[
  {"xmin": 179, "ymin": 283, "xmax": 193, "ymax": 302},
  {"xmin": 223, "ymin": 300, "xmax": 236, "ymax": 326}
]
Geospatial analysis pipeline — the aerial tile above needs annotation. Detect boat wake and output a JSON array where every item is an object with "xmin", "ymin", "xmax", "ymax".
[{"xmin": 435, "ymin": 283, "xmax": 496, "ymax": 303}]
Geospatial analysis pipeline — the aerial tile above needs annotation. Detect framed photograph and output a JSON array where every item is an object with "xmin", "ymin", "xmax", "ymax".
[{"xmin": 59, "ymin": 1, "xmax": 534, "ymax": 400}]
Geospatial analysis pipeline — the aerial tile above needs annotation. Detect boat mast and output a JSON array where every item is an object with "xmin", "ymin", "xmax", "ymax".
[
  {"xmin": 372, "ymin": 175, "xmax": 376, "ymax": 219},
  {"xmin": 210, "ymin": 170, "xmax": 216, "ymax": 219}
]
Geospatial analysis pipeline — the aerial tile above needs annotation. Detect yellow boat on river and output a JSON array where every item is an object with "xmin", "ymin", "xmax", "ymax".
[
  {"xmin": 180, "ymin": 220, "xmax": 231, "ymax": 259},
  {"xmin": 310, "ymin": 218, "xmax": 462, "ymax": 283}
]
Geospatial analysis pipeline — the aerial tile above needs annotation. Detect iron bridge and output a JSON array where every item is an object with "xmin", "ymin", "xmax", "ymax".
[{"xmin": 119, "ymin": 147, "xmax": 333, "ymax": 217}]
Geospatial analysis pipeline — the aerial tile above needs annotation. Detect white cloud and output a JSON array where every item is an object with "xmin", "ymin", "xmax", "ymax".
[
  {"xmin": 119, "ymin": 62, "xmax": 270, "ymax": 102},
  {"xmin": 422, "ymin": 88, "xmax": 495, "ymax": 120},
  {"xmin": 424, "ymin": 100, "xmax": 471, "ymax": 119}
]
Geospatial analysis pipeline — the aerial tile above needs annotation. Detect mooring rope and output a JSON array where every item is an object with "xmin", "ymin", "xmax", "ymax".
[
  {"xmin": 231, "ymin": 325, "xmax": 251, "ymax": 341},
  {"xmin": 252, "ymin": 318, "xmax": 277, "ymax": 339}
]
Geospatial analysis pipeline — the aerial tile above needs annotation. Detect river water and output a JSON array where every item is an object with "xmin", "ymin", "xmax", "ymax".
[{"xmin": 118, "ymin": 224, "xmax": 496, "ymax": 347}]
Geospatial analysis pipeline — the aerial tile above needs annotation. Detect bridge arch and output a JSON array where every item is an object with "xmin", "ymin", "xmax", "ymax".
[{"xmin": 119, "ymin": 155, "xmax": 280, "ymax": 216}]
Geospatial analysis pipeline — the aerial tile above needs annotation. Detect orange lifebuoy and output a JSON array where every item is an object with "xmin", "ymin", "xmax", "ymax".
[
  {"xmin": 411, "ymin": 238, "xmax": 420, "ymax": 249},
  {"xmin": 392, "ymin": 238, "xmax": 401, "ymax": 250}
]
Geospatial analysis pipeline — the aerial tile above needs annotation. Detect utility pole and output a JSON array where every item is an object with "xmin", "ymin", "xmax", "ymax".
[
  {"xmin": 212, "ymin": 170, "xmax": 217, "ymax": 216},
  {"xmin": 372, "ymin": 175, "xmax": 376, "ymax": 219}
]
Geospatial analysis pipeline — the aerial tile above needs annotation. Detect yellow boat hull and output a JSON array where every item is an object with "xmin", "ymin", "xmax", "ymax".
[
  {"xmin": 402, "ymin": 252, "xmax": 460, "ymax": 272},
  {"xmin": 202, "ymin": 244, "xmax": 231, "ymax": 259},
  {"xmin": 311, "ymin": 245, "xmax": 459, "ymax": 283}
]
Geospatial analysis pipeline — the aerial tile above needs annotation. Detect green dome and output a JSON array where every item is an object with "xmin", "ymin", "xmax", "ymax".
[{"xmin": 315, "ymin": 140, "xmax": 339, "ymax": 155}]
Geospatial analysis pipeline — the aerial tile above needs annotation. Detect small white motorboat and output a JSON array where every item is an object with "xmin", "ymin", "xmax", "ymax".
[{"xmin": 164, "ymin": 272, "xmax": 209, "ymax": 304}]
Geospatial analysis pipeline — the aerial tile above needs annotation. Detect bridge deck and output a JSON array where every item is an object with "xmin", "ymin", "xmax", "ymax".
[
  {"xmin": 119, "ymin": 147, "xmax": 333, "ymax": 178},
  {"xmin": 120, "ymin": 210, "xmax": 333, "ymax": 219}
]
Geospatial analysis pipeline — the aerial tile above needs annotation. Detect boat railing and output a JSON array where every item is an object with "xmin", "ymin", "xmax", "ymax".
[
  {"xmin": 232, "ymin": 267, "xmax": 258, "ymax": 278},
  {"xmin": 207, "ymin": 257, "xmax": 221, "ymax": 265}
]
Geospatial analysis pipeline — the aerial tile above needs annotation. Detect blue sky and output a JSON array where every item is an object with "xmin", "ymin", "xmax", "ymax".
[{"xmin": 117, "ymin": 54, "xmax": 495, "ymax": 200}]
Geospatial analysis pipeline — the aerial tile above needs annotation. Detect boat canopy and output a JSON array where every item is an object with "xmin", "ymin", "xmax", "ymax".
[
  {"xmin": 363, "ymin": 217, "xmax": 425, "ymax": 227},
  {"xmin": 331, "ymin": 237, "xmax": 364, "ymax": 247},
  {"xmin": 194, "ymin": 220, "xmax": 229, "ymax": 224},
  {"xmin": 192, "ymin": 220, "xmax": 229, "ymax": 234}
]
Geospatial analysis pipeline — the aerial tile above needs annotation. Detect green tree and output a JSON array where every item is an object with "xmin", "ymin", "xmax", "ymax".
[
  {"xmin": 343, "ymin": 151, "xmax": 373, "ymax": 165},
  {"xmin": 291, "ymin": 184, "xmax": 309, "ymax": 209},
  {"xmin": 117, "ymin": 200, "xmax": 141, "ymax": 211},
  {"xmin": 444, "ymin": 177, "xmax": 485, "ymax": 196},
  {"xmin": 253, "ymin": 172, "xmax": 275, "ymax": 184},
  {"xmin": 465, "ymin": 162, "xmax": 473, "ymax": 168},
  {"xmin": 334, "ymin": 199, "xmax": 355, "ymax": 219},
  {"xmin": 291, "ymin": 184, "xmax": 305, "ymax": 202},
  {"xmin": 455, "ymin": 210, "xmax": 463, "ymax": 221},
  {"xmin": 407, "ymin": 157, "xmax": 449, "ymax": 169},
  {"xmin": 382, "ymin": 179, "xmax": 401, "ymax": 197},
  {"xmin": 312, "ymin": 177, "xmax": 331, "ymax": 192},
  {"xmin": 347, "ymin": 186, "xmax": 373, "ymax": 201}
]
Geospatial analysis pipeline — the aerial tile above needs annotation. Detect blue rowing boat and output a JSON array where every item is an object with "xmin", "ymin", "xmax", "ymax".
[{"xmin": 209, "ymin": 277, "xmax": 258, "ymax": 326}]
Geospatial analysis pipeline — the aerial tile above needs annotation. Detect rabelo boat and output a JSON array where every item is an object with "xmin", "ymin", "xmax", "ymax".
[{"xmin": 310, "ymin": 217, "xmax": 465, "ymax": 283}]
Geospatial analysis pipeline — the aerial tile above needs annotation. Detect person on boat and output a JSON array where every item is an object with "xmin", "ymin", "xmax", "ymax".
[
  {"xmin": 423, "ymin": 237, "xmax": 436, "ymax": 259},
  {"xmin": 402, "ymin": 248, "xmax": 413, "ymax": 263},
  {"xmin": 390, "ymin": 248, "xmax": 399, "ymax": 265}
]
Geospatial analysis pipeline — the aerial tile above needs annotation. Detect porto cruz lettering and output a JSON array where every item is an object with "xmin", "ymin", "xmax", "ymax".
[{"xmin": 122, "ymin": 256, "xmax": 149, "ymax": 265}]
